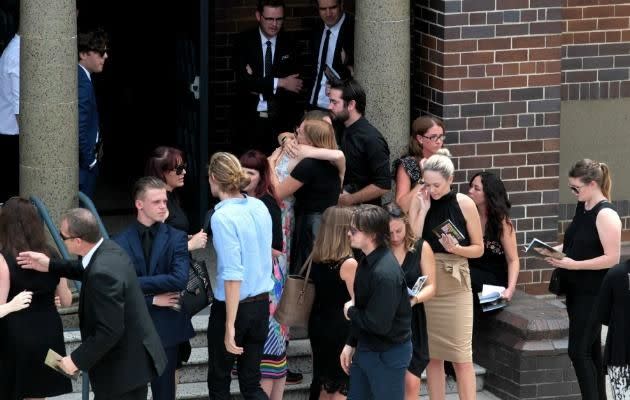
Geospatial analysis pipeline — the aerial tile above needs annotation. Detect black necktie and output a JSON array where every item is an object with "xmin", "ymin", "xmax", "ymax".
[
  {"xmin": 141, "ymin": 228, "xmax": 152, "ymax": 266},
  {"xmin": 263, "ymin": 40, "xmax": 272, "ymax": 100},
  {"xmin": 312, "ymin": 29, "xmax": 331, "ymax": 106}
]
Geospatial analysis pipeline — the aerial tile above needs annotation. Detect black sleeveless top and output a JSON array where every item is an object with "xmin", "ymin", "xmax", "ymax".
[
  {"xmin": 165, "ymin": 190, "xmax": 189, "ymax": 233},
  {"xmin": 422, "ymin": 191, "xmax": 471, "ymax": 253},
  {"xmin": 563, "ymin": 200, "xmax": 616, "ymax": 295},
  {"xmin": 469, "ymin": 228, "xmax": 508, "ymax": 288}
]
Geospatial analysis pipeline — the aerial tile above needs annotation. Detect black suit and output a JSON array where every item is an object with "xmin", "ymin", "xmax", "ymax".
[
  {"xmin": 233, "ymin": 28, "xmax": 302, "ymax": 155},
  {"xmin": 50, "ymin": 240, "xmax": 167, "ymax": 399},
  {"xmin": 308, "ymin": 14, "xmax": 355, "ymax": 108}
]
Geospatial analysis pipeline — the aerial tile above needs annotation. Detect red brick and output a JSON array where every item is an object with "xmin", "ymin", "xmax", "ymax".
[
  {"xmin": 616, "ymin": 5, "xmax": 630, "ymax": 17},
  {"xmin": 468, "ymin": 117, "xmax": 484, "ymax": 129},
  {"xmin": 495, "ymin": 128, "xmax": 527, "ymax": 140},
  {"xmin": 606, "ymin": 31, "xmax": 622, "ymax": 42},
  {"xmin": 536, "ymin": 62, "xmax": 546, "ymax": 73},
  {"xmin": 598, "ymin": 17, "xmax": 630, "ymax": 30},
  {"xmin": 459, "ymin": 156, "xmax": 493, "ymax": 169},
  {"xmin": 444, "ymin": 79, "xmax": 461, "ymax": 91},
  {"xmin": 543, "ymin": 139, "xmax": 560, "ymax": 151},
  {"xmin": 422, "ymin": 34, "xmax": 438, "ymax": 50},
  {"xmin": 501, "ymin": 168, "xmax": 518, "ymax": 180},
  {"xmin": 527, "ymin": 152, "xmax": 560, "ymax": 165},
  {"xmin": 520, "ymin": 62, "xmax": 537, "ymax": 74},
  {"xmin": 448, "ymin": 144, "xmax": 476, "ymax": 157},
  {"xmin": 502, "ymin": 115, "xmax": 518, "ymax": 127},
  {"xmin": 494, "ymin": 154, "xmax": 527, "ymax": 167},
  {"xmin": 497, "ymin": 0, "xmax": 529, "ymax": 9},
  {"xmin": 478, "ymin": 38, "xmax": 511, "ymax": 51},
  {"xmin": 486, "ymin": 64, "xmax": 503, "ymax": 76},
  {"xmin": 529, "ymin": 48, "xmax": 561, "ymax": 61},
  {"xmin": 517, "ymin": 270, "xmax": 533, "ymax": 284},
  {"xmin": 511, "ymin": 140, "xmax": 543, "ymax": 153},
  {"xmin": 444, "ymin": 53, "xmax": 461, "ymax": 66},
  {"xmin": 518, "ymin": 166, "xmax": 535, "ymax": 178},
  {"xmin": 527, "ymin": 178, "xmax": 559, "ymax": 190},
  {"xmin": 444, "ymin": 40, "xmax": 478, "ymax": 52},
  {"xmin": 544, "ymin": 164, "xmax": 560, "ymax": 177},
  {"xmin": 497, "ymin": 50, "xmax": 529, "ymax": 62},
  {"xmin": 574, "ymin": 32, "xmax": 591, "ymax": 44},
  {"xmin": 504, "ymin": 180, "xmax": 526, "ymax": 192},
  {"xmin": 444, "ymin": 66, "xmax": 468, "ymax": 79},
  {"xmin": 590, "ymin": 31, "xmax": 606, "ymax": 43},
  {"xmin": 528, "ymin": 73, "xmax": 561, "ymax": 86},
  {"xmin": 513, "ymin": 36, "xmax": 546, "ymax": 49},
  {"xmin": 478, "ymin": 89, "xmax": 510, "ymax": 102},
  {"xmin": 583, "ymin": 5, "xmax": 615, "ymax": 18},
  {"xmin": 495, "ymin": 76, "xmax": 528, "ymax": 88},
  {"xmin": 567, "ymin": 18, "xmax": 598, "ymax": 32},
  {"xmin": 461, "ymin": 51, "xmax": 495, "ymax": 65},
  {"xmin": 546, "ymin": 34, "xmax": 563, "ymax": 48},
  {"xmin": 461, "ymin": 78, "xmax": 494, "ymax": 90},
  {"xmin": 469, "ymin": 65, "xmax": 485, "ymax": 78},
  {"xmin": 562, "ymin": 32, "xmax": 574, "ymax": 45},
  {"xmin": 623, "ymin": 30, "xmax": 630, "ymax": 41},
  {"xmin": 503, "ymin": 63, "xmax": 520, "ymax": 75},
  {"xmin": 545, "ymin": 61, "xmax": 562, "ymax": 73},
  {"xmin": 429, "ymin": 76, "xmax": 444, "ymax": 91},
  {"xmin": 478, "ymin": 142, "xmax": 510, "ymax": 155},
  {"xmin": 563, "ymin": 7, "xmax": 583, "ymax": 20}
]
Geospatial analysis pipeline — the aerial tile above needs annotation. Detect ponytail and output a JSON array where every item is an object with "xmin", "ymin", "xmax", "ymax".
[
  {"xmin": 599, "ymin": 162, "xmax": 612, "ymax": 200},
  {"xmin": 568, "ymin": 158, "xmax": 613, "ymax": 200}
]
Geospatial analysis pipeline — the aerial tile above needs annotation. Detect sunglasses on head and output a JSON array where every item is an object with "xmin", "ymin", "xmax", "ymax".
[{"xmin": 174, "ymin": 163, "xmax": 187, "ymax": 175}]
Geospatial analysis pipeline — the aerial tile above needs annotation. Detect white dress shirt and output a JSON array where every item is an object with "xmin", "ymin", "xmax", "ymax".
[
  {"xmin": 311, "ymin": 13, "xmax": 346, "ymax": 108},
  {"xmin": 82, "ymin": 238, "xmax": 104, "ymax": 269},
  {"xmin": 257, "ymin": 29, "xmax": 279, "ymax": 113},
  {"xmin": 0, "ymin": 34, "xmax": 20, "ymax": 135}
]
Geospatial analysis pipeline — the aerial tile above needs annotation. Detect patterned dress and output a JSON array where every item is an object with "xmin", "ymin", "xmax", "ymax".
[{"xmin": 260, "ymin": 152, "xmax": 295, "ymax": 379}]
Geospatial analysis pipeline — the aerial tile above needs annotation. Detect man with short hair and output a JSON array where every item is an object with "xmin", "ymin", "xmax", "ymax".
[
  {"xmin": 233, "ymin": 0, "xmax": 303, "ymax": 155},
  {"xmin": 114, "ymin": 176, "xmax": 194, "ymax": 400},
  {"xmin": 308, "ymin": 0, "xmax": 354, "ymax": 111},
  {"xmin": 78, "ymin": 29, "xmax": 109, "ymax": 198},
  {"xmin": 17, "ymin": 208, "xmax": 167, "ymax": 400},
  {"xmin": 328, "ymin": 79, "xmax": 391, "ymax": 206}
]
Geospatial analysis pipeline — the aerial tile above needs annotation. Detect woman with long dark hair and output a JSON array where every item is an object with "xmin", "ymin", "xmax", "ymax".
[
  {"xmin": 0, "ymin": 197, "xmax": 73, "ymax": 399},
  {"xmin": 547, "ymin": 159, "xmax": 621, "ymax": 400},
  {"xmin": 239, "ymin": 150, "xmax": 287, "ymax": 400},
  {"xmin": 467, "ymin": 172, "xmax": 519, "ymax": 301}
]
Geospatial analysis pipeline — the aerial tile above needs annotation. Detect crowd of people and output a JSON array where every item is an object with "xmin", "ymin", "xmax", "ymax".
[{"xmin": 1, "ymin": 1, "xmax": 629, "ymax": 400}]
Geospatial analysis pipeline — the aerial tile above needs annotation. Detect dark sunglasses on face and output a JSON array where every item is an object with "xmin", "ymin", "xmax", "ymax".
[
  {"xmin": 174, "ymin": 163, "xmax": 187, "ymax": 175},
  {"xmin": 60, "ymin": 231, "xmax": 80, "ymax": 241},
  {"xmin": 91, "ymin": 48, "xmax": 108, "ymax": 57},
  {"xmin": 569, "ymin": 184, "xmax": 585, "ymax": 195}
]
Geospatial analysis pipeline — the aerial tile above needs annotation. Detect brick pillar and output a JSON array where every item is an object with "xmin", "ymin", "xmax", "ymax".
[{"xmin": 412, "ymin": 0, "xmax": 564, "ymax": 293}]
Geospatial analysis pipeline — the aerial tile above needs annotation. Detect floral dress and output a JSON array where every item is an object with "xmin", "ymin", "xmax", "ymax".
[{"xmin": 260, "ymin": 152, "xmax": 295, "ymax": 379}]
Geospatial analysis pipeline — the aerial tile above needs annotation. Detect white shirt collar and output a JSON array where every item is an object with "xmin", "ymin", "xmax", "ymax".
[
  {"xmin": 78, "ymin": 63, "xmax": 92, "ymax": 81},
  {"xmin": 82, "ymin": 238, "xmax": 104, "ymax": 269},
  {"xmin": 259, "ymin": 29, "xmax": 277, "ymax": 47},
  {"xmin": 326, "ymin": 12, "xmax": 346, "ymax": 36}
]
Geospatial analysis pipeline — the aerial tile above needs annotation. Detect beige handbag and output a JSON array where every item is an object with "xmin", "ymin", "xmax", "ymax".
[{"xmin": 274, "ymin": 254, "xmax": 315, "ymax": 328}]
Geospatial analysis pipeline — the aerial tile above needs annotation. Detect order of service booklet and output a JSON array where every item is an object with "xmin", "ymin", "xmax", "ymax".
[
  {"xmin": 432, "ymin": 219, "xmax": 466, "ymax": 241},
  {"xmin": 407, "ymin": 275, "xmax": 428, "ymax": 297},
  {"xmin": 479, "ymin": 284, "xmax": 508, "ymax": 312},
  {"xmin": 44, "ymin": 349, "xmax": 80, "ymax": 380},
  {"xmin": 523, "ymin": 238, "xmax": 565, "ymax": 260}
]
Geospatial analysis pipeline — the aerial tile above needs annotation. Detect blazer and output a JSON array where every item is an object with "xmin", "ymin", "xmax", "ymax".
[
  {"xmin": 50, "ymin": 240, "xmax": 167, "ymax": 398},
  {"xmin": 309, "ymin": 13, "xmax": 355, "ymax": 86},
  {"xmin": 234, "ymin": 27, "xmax": 302, "ymax": 128},
  {"xmin": 114, "ymin": 223, "xmax": 195, "ymax": 348},
  {"xmin": 78, "ymin": 65, "xmax": 99, "ymax": 170}
]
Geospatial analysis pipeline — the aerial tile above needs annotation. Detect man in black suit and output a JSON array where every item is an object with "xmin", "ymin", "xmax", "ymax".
[
  {"xmin": 17, "ymin": 208, "xmax": 167, "ymax": 400},
  {"xmin": 308, "ymin": 0, "xmax": 354, "ymax": 111},
  {"xmin": 233, "ymin": 0, "xmax": 303, "ymax": 155}
]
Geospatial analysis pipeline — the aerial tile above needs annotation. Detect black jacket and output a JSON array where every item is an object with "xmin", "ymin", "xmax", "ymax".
[
  {"xmin": 308, "ymin": 13, "xmax": 355, "ymax": 87},
  {"xmin": 597, "ymin": 260, "xmax": 630, "ymax": 368},
  {"xmin": 50, "ymin": 240, "xmax": 167, "ymax": 397}
]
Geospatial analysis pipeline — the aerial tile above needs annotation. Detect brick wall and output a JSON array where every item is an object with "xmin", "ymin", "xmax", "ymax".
[
  {"xmin": 561, "ymin": 1, "xmax": 630, "ymax": 100},
  {"xmin": 412, "ymin": 0, "xmax": 564, "ymax": 293}
]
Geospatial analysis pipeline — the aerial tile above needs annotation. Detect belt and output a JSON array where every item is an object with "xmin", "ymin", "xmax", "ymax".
[
  {"xmin": 240, "ymin": 292, "xmax": 269, "ymax": 304},
  {"xmin": 435, "ymin": 253, "xmax": 471, "ymax": 289},
  {"xmin": 258, "ymin": 111, "xmax": 269, "ymax": 119}
]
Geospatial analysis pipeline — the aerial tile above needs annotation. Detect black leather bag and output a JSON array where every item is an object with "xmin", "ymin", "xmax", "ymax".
[
  {"xmin": 175, "ymin": 258, "xmax": 214, "ymax": 316},
  {"xmin": 548, "ymin": 268, "xmax": 567, "ymax": 296}
]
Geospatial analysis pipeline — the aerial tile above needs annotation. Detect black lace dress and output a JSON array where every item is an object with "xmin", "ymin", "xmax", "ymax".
[
  {"xmin": 308, "ymin": 257, "xmax": 352, "ymax": 398},
  {"xmin": 0, "ymin": 252, "xmax": 72, "ymax": 399},
  {"xmin": 401, "ymin": 239, "xmax": 430, "ymax": 377}
]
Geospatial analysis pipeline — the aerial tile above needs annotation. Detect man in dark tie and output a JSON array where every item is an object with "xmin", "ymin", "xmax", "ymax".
[
  {"xmin": 233, "ymin": 0, "xmax": 303, "ymax": 155},
  {"xmin": 77, "ymin": 29, "xmax": 109, "ymax": 198},
  {"xmin": 308, "ymin": 0, "xmax": 354, "ymax": 111},
  {"xmin": 17, "ymin": 208, "xmax": 167, "ymax": 400},
  {"xmin": 114, "ymin": 176, "xmax": 194, "ymax": 400}
]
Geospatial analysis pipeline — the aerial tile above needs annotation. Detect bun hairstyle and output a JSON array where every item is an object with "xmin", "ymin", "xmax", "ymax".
[
  {"xmin": 409, "ymin": 116, "xmax": 445, "ymax": 157},
  {"xmin": 569, "ymin": 158, "xmax": 613, "ymax": 200},
  {"xmin": 208, "ymin": 152, "xmax": 251, "ymax": 194},
  {"xmin": 423, "ymin": 152, "xmax": 455, "ymax": 180},
  {"xmin": 435, "ymin": 148, "xmax": 452, "ymax": 157}
]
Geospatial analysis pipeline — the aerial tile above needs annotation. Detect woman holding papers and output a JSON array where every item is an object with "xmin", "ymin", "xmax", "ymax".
[
  {"xmin": 466, "ymin": 172, "xmax": 519, "ymax": 302},
  {"xmin": 386, "ymin": 203, "xmax": 436, "ymax": 400},
  {"xmin": 546, "ymin": 159, "xmax": 621, "ymax": 400},
  {"xmin": 408, "ymin": 154, "xmax": 483, "ymax": 400},
  {"xmin": 0, "ymin": 197, "xmax": 72, "ymax": 399}
]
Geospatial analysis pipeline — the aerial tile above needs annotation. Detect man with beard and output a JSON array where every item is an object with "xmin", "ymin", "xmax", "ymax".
[{"xmin": 328, "ymin": 79, "xmax": 390, "ymax": 206}]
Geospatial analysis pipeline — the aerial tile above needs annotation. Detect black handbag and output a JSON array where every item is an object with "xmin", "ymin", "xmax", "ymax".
[
  {"xmin": 174, "ymin": 258, "xmax": 214, "ymax": 316},
  {"xmin": 548, "ymin": 268, "xmax": 567, "ymax": 296}
]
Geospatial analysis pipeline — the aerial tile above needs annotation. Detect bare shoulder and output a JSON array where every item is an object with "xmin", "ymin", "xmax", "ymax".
[{"xmin": 455, "ymin": 192, "xmax": 476, "ymax": 210}]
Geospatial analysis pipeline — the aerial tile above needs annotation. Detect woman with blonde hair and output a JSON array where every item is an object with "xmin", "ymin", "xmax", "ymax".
[
  {"xmin": 308, "ymin": 206, "xmax": 357, "ymax": 400},
  {"xmin": 547, "ymin": 159, "xmax": 621, "ymax": 400},
  {"xmin": 386, "ymin": 202, "xmax": 436, "ymax": 400},
  {"xmin": 394, "ymin": 116, "xmax": 447, "ymax": 212},
  {"xmin": 206, "ymin": 152, "xmax": 275, "ymax": 399},
  {"xmin": 408, "ymin": 154, "xmax": 483, "ymax": 400},
  {"xmin": 269, "ymin": 119, "xmax": 343, "ymax": 272}
]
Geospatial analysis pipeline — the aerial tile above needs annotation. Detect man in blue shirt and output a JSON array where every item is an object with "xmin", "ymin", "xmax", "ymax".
[{"xmin": 206, "ymin": 151, "xmax": 274, "ymax": 400}]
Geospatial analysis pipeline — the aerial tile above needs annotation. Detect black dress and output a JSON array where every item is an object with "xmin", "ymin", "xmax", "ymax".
[
  {"xmin": 469, "ymin": 232, "xmax": 508, "ymax": 294},
  {"xmin": 308, "ymin": 257, "xmax": 352, "ymax": 397},
  {"xmin": 0, "ymin": 252, "xmax": 72, "ymax": 399},
  {"xmin": 401, "ymin": 239, "xmax": 430, "ymax": 377}
]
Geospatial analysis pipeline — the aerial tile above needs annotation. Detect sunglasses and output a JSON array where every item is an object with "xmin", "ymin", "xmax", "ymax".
[
  {"xmin": 569, "ymin": 184, "xmax": 585, "ymax": 195},
  {"xmin": 174, "ymin": 163, "xmax": 187, "ymax": 175},
  {"xmin": 91, "ymin": 48, "xmax": 108, "ymax": 57},
  {"xmin": 60, "ymin": 231, "xmax": 80, "ymax": 241}
]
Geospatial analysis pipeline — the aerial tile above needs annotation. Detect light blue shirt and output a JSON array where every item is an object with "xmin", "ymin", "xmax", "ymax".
[{"xmin": 211, "ymin": 194, "xmax": 274, "ymax": 301}]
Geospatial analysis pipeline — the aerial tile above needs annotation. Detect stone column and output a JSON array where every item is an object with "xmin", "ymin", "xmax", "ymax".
[
  {"xmin": 354, "ymin": 0, "xmax": 410, "ymax": 163},
  {"xmin": 20, "ymin": 0, "xmax": 78, "ymax": 222}
]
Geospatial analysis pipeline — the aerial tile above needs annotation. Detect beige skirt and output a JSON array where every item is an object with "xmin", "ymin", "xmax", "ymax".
[{"xmin": 424, "ymin": 253, "xmax": 473, "ymax": 363}]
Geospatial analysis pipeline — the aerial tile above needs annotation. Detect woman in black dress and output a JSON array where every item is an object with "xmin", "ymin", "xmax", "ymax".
[
  {"xmin": 0, "ymin": 197, "xmax": 73, "ymax": 399},
  {"xmin": 467, "ymin": 172, "xmax": 519, "ymax": 302},
  {"xmin": 546, "ymin": 159, "xmax": 621, "ymax": 400},
  {"xmin": 308, "ymin": 206, "xmax": 357, "ymax": 400},
  {"xmin": 386, "ymin": 203, "xmax": 436, "ymax": 400}
]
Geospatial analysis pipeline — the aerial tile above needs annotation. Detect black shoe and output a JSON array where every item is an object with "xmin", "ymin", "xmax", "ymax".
[{"xmin": 286, "ymin": 370, "xmax": 303, "ymax": 385}]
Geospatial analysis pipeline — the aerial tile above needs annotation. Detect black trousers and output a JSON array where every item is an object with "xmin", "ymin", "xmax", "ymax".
[
  {"xmin": 0, "ymin": 134, "xmax": 19, "ymax": 203},
  {"xmin": 94, "ymin": 384, "xmax": 148, "ymax": 400},
  {"xmin": 151, "ymin": 345, "xmax": 178, "ymax": 400},
  {"xmin": 207, "ymin": 299, "xmax": 269, "ymax": 400},
  {"xmin": 566, "ymin": 293, "xmax": 607, "ymax": 400}
]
